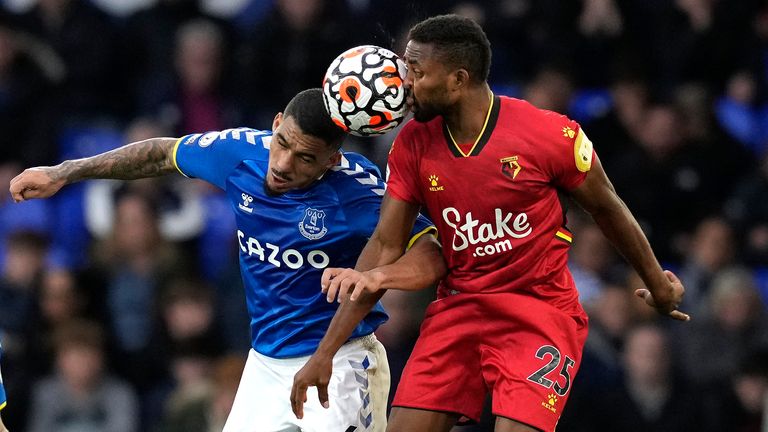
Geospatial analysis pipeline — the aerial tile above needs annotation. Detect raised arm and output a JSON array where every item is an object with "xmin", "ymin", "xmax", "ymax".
[
  {"xmin": 9, "ymin": 137, "xmax": 179, "ymax": 202},
  {"xmin": 569, "ymin": 155, "xmax": 690, "ymax": 321}
]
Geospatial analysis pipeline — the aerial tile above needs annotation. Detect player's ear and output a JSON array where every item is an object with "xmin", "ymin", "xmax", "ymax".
[
  {"xmin": 273, "ymin": 112, "xmax": 284, "ymax": 130},
  {"xmin": 326, "ymin": 150, "xmax": 342, "ymax": 168},
  {"xmin": 453, "ymin": 69, "xmax": 469, "ymax": 90}
]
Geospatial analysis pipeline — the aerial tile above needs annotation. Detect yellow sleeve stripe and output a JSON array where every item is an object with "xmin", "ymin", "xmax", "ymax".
[
  {"xmin": 555, "ymin": 230, "xmax": 573, "ymax": 243},
  {"xmin": 172, "ymin": 137, "xmax": 188, "ymax": 177},
  {"xmin": 0, "ymin": 401, "xmax": 6, "ymax": 411},
  {"xmin": 406, "ymin": 226, "xmax": 438, "ymax": 250}
]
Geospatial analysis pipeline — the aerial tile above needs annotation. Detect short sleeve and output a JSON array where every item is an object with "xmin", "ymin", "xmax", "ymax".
[
  {"xmin": 173, "ymin": 128, "xmax": 270, "ymax": 190},
  {"xmin": 540, "ymin": 114, "xmax": 596, "ymax": 190},
  {"xmin": 386, "ymin": 128, "xmax": 423, "ymax": 204},
  {"xmin": 409, "ymin": 213, "xmax": 438, "ymax": 249}
]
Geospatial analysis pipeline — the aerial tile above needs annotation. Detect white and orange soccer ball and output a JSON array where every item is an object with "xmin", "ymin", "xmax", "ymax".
[{"xmin": 322, "ymin": 45, "xmax": 409, "ymax": 137}]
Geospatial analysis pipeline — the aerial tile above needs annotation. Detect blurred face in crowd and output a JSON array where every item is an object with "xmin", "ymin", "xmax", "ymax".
[
  {"xmin": 638, "ymin": 106, "xmax": 683, "ymax": 158},
  {"xmin": 278, "ymin": 0, "xmax": 322, "ymax": 31},
  {"xmin": 624, "ymin": 326, "xmax": 670, "ymax": 385},
  {"xmin": 113, "ymin": 194, "xmax": 160, "ymax": 256},
  {"xmin": 690, "ymin": 218, "xmax": 734, "ymax": 271},
  {"xmin": 592, "ymin": 285, "xmax": 636, "ymax": 337},
  {"xmin": 58, "ymin": 345, "xmax": 104, "ymax": 392},
  {"xmin": 41, "ymin": 269, "xmax": 80, "ymax": 324},
  {"xmin": 3, "ymin": 241, "xmax": 46, "ymax": 288},
  {"xmin": 265, "ymin": 113, "xmax": 340, "ymax": 195},
  {"xmin": 403, "ymin": 41, "xmax": 457, "ymax": 122},
  {"xmin": 175, "ymin": 23, "xmax": 222, "ymax": 94}
]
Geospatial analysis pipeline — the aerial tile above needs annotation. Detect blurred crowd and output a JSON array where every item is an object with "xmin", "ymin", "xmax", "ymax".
[{"xmin": 0, "ymin": 0, "xmax": 767, "ymax": 431}]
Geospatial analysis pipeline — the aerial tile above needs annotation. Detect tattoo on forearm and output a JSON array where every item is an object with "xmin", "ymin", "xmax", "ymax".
[{"xmin": 55, "ymin": 138, "xmax": 177, "ymax": 182}]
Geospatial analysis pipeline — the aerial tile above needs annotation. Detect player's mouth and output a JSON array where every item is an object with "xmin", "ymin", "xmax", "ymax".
[{"xmin": 270, "ymin": 171, "xmax": 291, "ymax": 188}]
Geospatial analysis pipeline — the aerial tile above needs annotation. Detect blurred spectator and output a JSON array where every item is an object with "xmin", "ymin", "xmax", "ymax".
[
  {"xmin": 143, "ymin": 275, "xmax": 226, "ymax": 428},
  {"xmin": 25, "ymin": 267, "xmax": 87, "ymax": 377},
  {"xmin": 583, "ymin": 74, "xmax": 648, "ymax": 170},
  {"xmin": 678, "ymin": 216, "xmax": 737, "ymax": 315},
  {"xmin": 0, "ymin": 12, "xmax": 60, "ymax": 166},
  {"xmin": 157, "ymin": 353, "xmax": 244, "ymax": 432},
  {"xmin": 609, "ymin": 103, "xmax": 720, "ymax": 260},
  {"xmin": 715, "ymin": 71, "xmax": 766, "ymax": 155},
  {"xmin": 27, "ymin": 319, "xmax": 139, "ymax": 432},
  {"xmin": 596, "ymin": 323, "xmax": 707, "ymax": 431},
  {"xmin": 0, "ymin": 230, "xmax": 48, "ymax": 430},
  {"xmin": 725, "ymin": 154, "xmax": 768, "ymax": 266},
  {"xmin": 125, "ymin": 0, "xmax": 234, "ymax": 119},
  {"xmin": 676, "ymin": 267, "xmax": 768, "ymax": 386},
  {"xmin": 17, "ymin": 0, "xmax": 123, "ymax": 119},
  {"xmin": 138, "ymin": 19, "xmax": 241, "ymax": 134},
  {"xmin": 238, "ymin": 0, "xmax": 351, "ymax": 126},
  {"xmin": 0, "ymin": 231, "xmax": 48, "ymax": 354},
  {"xmin": 718, "ymin": 350, "xmax": 768, "ymax": 432},
  {"xmin": 90, "ymin": 191, "xmax": 187, "ymax": 390},
  {"xmin": 568, "ymin": 220, "xmax": 624, "ymax": 306},
  {"xmin": 523, "ymin": 66, "xmax": 575, "ymax": 114}
]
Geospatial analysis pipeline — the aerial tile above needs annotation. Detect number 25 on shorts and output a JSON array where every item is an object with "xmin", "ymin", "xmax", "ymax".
[{"xmin": 526, "ymin": 345, "xmax": 576, "ymax": 397}]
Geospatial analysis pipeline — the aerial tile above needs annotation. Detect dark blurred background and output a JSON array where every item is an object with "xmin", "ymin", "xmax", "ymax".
[{"xmin": 0, "ymin": 0, "xmax": 767, "ymax": 431}]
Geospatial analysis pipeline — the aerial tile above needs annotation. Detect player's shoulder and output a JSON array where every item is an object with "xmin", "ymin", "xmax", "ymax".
[
  {"xmin": 181, "ymin": 127, "xmax": 273, "ymax": 156},
  {"xmin": 326, "ymin": 151, "xmax": 386, "ymax": 196},
  {"xmin": 392, "ymin": 117, "xmax": 443, "ymax": 152},
  {"xmin": 500, "ymin": 96, "xmax": 570, "ymax": 124},
  {"xmin": 500, "ymin": 96, "xmax": 581, "ymax": 144}
]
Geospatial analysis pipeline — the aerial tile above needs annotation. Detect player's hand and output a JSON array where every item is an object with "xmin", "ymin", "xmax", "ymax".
[
  {"xmin": 321, "ymin": 267, "xmax": 384, "ymax": 303},
  {"xmin": 290, "ymin": 354, "xmax": 332, "ymax": 419},
  {"xmin": 9, "ymin": 167, "xmax": 66, "ymax": 202},
  {"xmin": 635, "ymin": 270, "xmax": 691, "ymax": 321}
]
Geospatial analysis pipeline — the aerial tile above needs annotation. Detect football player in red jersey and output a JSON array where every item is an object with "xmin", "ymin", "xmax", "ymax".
[{"xmin": 292, "ymin": 14, "xmax": 689, "ymax": 432}]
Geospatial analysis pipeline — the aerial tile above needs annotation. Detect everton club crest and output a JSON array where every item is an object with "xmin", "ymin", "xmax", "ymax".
[{"xmin": 299, "ymin": 207, "xmax": 328, "ymax": 240}]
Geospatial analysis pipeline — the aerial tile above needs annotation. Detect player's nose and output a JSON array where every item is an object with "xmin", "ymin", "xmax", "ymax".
[{"xmin": 274, "ymin": 150, "xmax": 293, "ymax": 173}]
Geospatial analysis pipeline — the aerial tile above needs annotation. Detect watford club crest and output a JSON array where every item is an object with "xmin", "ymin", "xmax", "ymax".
[{"xmin": 500, "ymin": 156, "xmax": 521, "ymax": 179}]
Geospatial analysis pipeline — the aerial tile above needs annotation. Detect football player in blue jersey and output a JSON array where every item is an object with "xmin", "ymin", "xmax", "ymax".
[
  {"xmin": 0, "ymin": 342, "xmax": 7, "ymax": 432},
  {"xmin": 9, "ymin": 88, "xmax": 445, "ymax": 432}
]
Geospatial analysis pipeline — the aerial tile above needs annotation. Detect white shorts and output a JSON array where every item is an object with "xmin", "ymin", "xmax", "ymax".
[{"xmin": 223, "ymin": 334, "xmax": 389, "ymax": 432}]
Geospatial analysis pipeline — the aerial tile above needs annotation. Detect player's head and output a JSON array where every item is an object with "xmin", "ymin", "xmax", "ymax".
[
  {"xmin": 266, "ymin": 88, "xmax": 345, "ymax": 195},
  {"xmin": 404, "ymin": 14, "xmax": 491, "ymax": 122}
]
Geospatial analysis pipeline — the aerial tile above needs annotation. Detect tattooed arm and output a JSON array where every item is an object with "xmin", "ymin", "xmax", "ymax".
[{"xmin": 9, "ymin": 138, "xmax": 178, "ymax": 202}]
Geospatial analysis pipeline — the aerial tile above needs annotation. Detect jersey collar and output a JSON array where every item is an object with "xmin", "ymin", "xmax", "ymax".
[{"xmin": 442, "ymin": 93, "xmax": 501, "ymax": 158}]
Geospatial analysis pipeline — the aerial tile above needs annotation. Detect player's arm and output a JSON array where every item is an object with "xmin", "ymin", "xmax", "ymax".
[
  {"xmin": 569, "ymin": 156, "xmax": 690, "ymax": 321},
  {"xmin": 290, "ymin": 195, "xmax": 437, "ymax": 419},
  {"xmin": 322, "ymin": 194, "xmax": 431, "ymax": 301},
  {"xmin": 9, "ymin": 137, "xmax": 178, "ymax": 202}
]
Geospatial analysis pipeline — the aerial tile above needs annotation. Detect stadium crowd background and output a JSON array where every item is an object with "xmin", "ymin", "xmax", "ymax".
[{"xmin": 0, "ymin": 0, "xmax": 767, "ymax": 430}]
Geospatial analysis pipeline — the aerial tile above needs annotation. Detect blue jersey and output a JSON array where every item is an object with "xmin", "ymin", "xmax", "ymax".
[
  {"xmin": 174, "ymin": 128, "xmax": 435, "ymax": 358},
  {"xmin": 0, "ymin": 342, "xmax": 6, "ymax": 411}
]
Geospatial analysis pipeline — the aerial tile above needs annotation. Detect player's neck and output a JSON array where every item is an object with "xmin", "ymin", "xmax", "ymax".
[{"xmin": 443, "ymin": 84, "xmax": 493, "ymax": 145}]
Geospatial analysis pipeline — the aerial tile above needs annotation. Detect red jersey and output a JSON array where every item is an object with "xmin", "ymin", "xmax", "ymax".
[{"xmin": 387, "ymin": 95, "xmax": 595, "ymax": 314}]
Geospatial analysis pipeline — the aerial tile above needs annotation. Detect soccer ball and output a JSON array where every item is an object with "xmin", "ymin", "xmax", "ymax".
[{"xmin": 322, "ymin": 45, "xmax": 408, "ymax": 137}]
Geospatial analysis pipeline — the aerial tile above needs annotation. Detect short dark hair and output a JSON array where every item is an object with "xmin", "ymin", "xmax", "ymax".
[
  {"xmin": 408, "ymin": 14, "xmax": 491, "ymax": 84},
  {"xmin": 284, "ymin": 88, "xmax": 346, "ymax": 149}
]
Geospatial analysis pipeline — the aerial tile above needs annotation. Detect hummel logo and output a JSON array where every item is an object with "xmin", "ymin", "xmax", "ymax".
[{"xmin": 238, "ymin": 193, "xmax": 254, "ymax": 213}]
